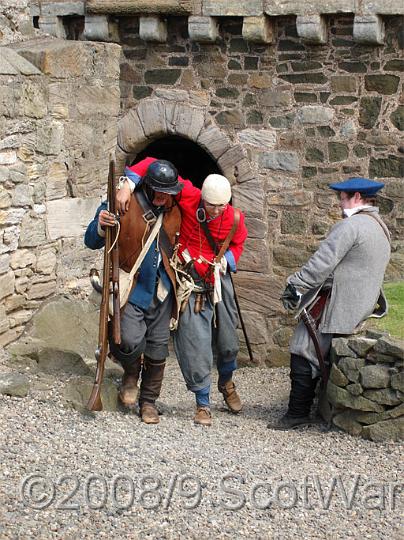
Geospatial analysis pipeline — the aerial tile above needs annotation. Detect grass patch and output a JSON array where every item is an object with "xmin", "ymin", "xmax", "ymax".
[{"xmin": 369, "ymin": 281, "xmax": 404, "ymax": 339}]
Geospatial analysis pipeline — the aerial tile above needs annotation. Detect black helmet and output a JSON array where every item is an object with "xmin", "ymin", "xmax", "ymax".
[{"xmin": 143, "ymin": 160, "xmax": 183, "ymax": 195}]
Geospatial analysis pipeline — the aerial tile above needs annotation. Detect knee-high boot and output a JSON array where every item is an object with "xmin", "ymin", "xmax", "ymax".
[
  {"xmin": 118, "ymin": 356, "xmax": 142, "ymax": 409},
  {"xmin": 287, "ymin": 354, "xmax": 319, "ymax": 418},
  {"xmin": 139, "ymin": 356, "xmax": 166, "ymax": 424}
]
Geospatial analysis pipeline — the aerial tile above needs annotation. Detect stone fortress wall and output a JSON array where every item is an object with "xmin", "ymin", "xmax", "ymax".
[{"xmin": 0, "ymin": 1, "xmax": 403, "ymax": 366}]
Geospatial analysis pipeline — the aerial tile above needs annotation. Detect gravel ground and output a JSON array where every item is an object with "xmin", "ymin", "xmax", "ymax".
[{"xmin": 0, "ymin": 348, "xmax": 402, "ymax": 540}]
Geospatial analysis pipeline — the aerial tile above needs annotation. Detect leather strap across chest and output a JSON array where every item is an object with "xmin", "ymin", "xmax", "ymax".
[
  {"xmin": 197, "ymin": 199, "xmax": 240, "ymax": 262},
  {"xmin": 135, "ymin": 189, "xmax": 175, "ymax": 258}
]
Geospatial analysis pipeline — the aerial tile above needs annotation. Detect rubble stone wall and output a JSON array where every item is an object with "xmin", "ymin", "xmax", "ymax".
[
  {"xmin": 115, "ymin": 14, "xmax": 404, "ymax": 365},
  {"xmin": 0, "ymin": 36, "xmax": 121, "ymax": 346},
  {"xmin": 326, "ymin": 332, "xmax": 404, "ymax": 441}
]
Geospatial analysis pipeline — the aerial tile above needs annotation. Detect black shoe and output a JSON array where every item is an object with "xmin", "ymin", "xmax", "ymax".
[{"xmin": 268, "ymin": 413, "xmax": 312, "ymax": 430}]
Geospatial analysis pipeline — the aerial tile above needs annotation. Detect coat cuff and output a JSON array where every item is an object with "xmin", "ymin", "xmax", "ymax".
[{"xmin": 97, "ymin": 222, "xmax": 106, "ymax": 237}]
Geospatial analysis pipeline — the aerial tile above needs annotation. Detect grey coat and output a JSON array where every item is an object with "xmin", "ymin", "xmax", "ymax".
[{"xmin": 288, "ymin": 207, "xmax": 391, "ymax": 334}]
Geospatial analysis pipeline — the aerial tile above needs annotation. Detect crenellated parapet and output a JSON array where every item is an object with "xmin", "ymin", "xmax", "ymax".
[{"xmin": 30, "ymin": 0, "xmax": 404, "ymax": 44}]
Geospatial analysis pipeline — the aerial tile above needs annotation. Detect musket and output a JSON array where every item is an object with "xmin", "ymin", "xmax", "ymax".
[{"xmin": 87, "ymin": 157, "xmax": 120, "ymax": 411}]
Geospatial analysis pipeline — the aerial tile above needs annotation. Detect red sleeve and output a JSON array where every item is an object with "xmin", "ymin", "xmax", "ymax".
[
  {"xmin": 175, "ymin": 178, "xmax": 201, "ymax": 204},
  {"xmin": 128, "ymin": 156, "xmax": 157, "ymax": 177},
  {"xmin": 228, "ymin": 210, "xmax": 248, "ymax": 263}
]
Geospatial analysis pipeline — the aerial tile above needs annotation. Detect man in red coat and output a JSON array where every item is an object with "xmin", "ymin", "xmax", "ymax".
[{"xmin": 117, "ymin": 157, "xmax": 248, "ymax": 426}]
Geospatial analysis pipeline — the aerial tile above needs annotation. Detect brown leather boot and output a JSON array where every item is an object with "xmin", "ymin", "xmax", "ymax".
[
  {"xmin": 140, "ymin": 402, "xmax": 159, "ymax": 424},
  {"xmin": 194, "ymin": 406, "xmax": 212, "ymax": 426},
  {"xmin": 139, "ymin": 357, "xmax": 166, "ymax": 424},
  {"xmin": 218, "ymin": 379, "xmax": 242, "ymax": 414},
  {"xmin": 119, "ymin": 357, "xmax": 142, "ymax": 409}
]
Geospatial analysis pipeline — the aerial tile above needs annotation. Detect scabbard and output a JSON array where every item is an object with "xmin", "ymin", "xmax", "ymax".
[{"xmin": 300, "ymin": 309, "xmax": 329, "ymax": 386}]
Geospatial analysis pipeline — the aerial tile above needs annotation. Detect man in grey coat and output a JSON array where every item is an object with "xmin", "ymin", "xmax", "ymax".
[{"xmin": 273, "ymin": 177, "xmax": 391, "ymax": 429}]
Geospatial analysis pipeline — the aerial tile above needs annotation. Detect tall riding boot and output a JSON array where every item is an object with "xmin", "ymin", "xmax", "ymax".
[
  {"xmin": 269, "ymin": 354, "xmax": 319, "ymax": 430},
  {"xmin": 118, "ymin": 356, "xmax": 142, "ymax": 409},
  {"xmin": 139, "ymin": 356, "xmax": 166, "ymax": 424}
]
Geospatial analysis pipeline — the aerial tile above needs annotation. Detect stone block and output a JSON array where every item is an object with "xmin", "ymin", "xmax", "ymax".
[
  {"xmin": 360, "ymin": 364, "xmax": 391, "ymax": 388},
  {"xmin": 118, "ymin": 109, "xmax": 146, "ymax": 154},
  {"xmin": 14, "ymin": 39, "xmax": 88, "ymax": 79},
  {"xmin": 232, "ymin": 271, "xmax": 284, "ymax": 316},
  {"xmin": 19, "ymin": 215, "xmax": 47, "ymax": 248},
  {"xmin": 188, "ymin": 16, "xmax": 219, "ymax": 42},
  {"xmin": 264, "ymin": 0, "xmax": 356, "ymax": 16},
  {"xmin": 197, "ymin": 125, "xmax": 232, "ymax": 160},
  {"xmin": 333, "ymin": 411, "xmax": 363, "ymax": 437},
  {"xmin": 0, "ymin": 373, "xmax": 29, "ymax": 398},
  {"xmin": 327, "ymin": 381, "xmax": 384, "ymax": 412},
  {"xmin": 347, "ymin": 337, "xmax": 377, "ymax": 357},
  {"xmin": 363, "ymin": 1, "xmax": 404, "ymax": 15},
  {"xmin": 362, "ymin": 417, "xmax": 404, "ymax": 442},
  {"xmin": 346, "ymin": 383, "xmax": 363, "ymax": 396},
  {"xmin": 242, "ymin": 16, "xmax": 273, "ymax": 43},
  {"xmin": 338, "ymin": 357, "xmax": 365, "ymax": 383},
  {"xmin": 296, "ymin": 106, "xmax": 334, "ymax": 124},
  {"xmin": 139, "ymin": 16, "xmax": 168, "ymax": 42},
  {"xmin": 353, "ymin": 15, "xmax": 385, "ymax": 45},
  {"xmin": 391, "ymin": 372, "xmax": 404, "ymax": 393},
  {"xmin": 83, "ymin": 15, "xmax": 119, "ymax": 42},
  {"xmin": 203, "ymin": 0, "xmax": 263, "ymax": 16},
  {"xmin": 136, "ymin": 99, "xmax": 167, "ymax": 138},
  {"xmin": 238, "ymin": 129, "xmax": 277, "ymax": 149},
  {"xmin": 238, "ymin": 238, "xmax": 269, "ymax": 273},
  {"xmin": 76, "ymin": 85, "xmax": 120, "ymax": 117},
  {"xmin": 232, "ymin": 179, "xmax": 265, "ymax": 218},
  {"xmin": 165, "ymin": 103, "xmax": 205, "ymax": 140},
  {"xmin": 328, "ymin": 363, "xmax": 348, "ymax": 388},
  {"xmin": 296, "ymin": 15, "xmax": 327, "ymax": 44},
  {"xmin": 259, "ymin": 151, "xmax": 299, "ymax": 172},
  {"xmin": 40, "ymin": 1, "xmax": 85, "ymax": 16},
  {"xmin": 46, "ymin": 197, "xmax": 99, "ymax": 241},
  {"xmin": 259, "ymin": 90, "xmax": 292, "ymax": 108},
  {"xmin": 374, "ymin": 335, "xmax": 404, "ymax": 358},
  {"xmin": 38, "ymin": 16, "xmax": 67, "ymax": 39},
  {"xmin": 0, "ymin": 48, "xmax": 41, "ymax": 76},
  {"xmin": 0, "ymin": 270, "xmax": 14, "ymax": 300},
  {"xmin": 363, "ymin": 388, "xmax": 401, "ymax": 406},
  {"xmin": 365, "ymin": 74, "xmax": 400, "ymax": 95},
  {"xmin": 10, "ymin": 249, "xmax": 36, "ymax": 270},
  {"xmin": 87, "ymin": 0, "xmax": 193, "ymax": 15}
]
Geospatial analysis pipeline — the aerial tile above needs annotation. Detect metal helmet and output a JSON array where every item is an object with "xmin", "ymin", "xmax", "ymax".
[{"xmin": 143, "ymin": 160, "xmax": 183, "ymax": 195}]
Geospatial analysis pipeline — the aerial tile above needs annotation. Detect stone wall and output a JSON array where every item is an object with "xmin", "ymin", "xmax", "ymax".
[
  {"xmin": 325, "ymin": 332, "xmax": 404, "ymax": 441},
  {"xmin": 114, "ymin": 14, "xmax": 404, "ymax": 364},
  {"xmin": 1, "ymin": 1, "xmax": 403, "ymax": 364},
  {"xmin": 0, "ymin": 37, "xmax": 121, "ymax": 346}
]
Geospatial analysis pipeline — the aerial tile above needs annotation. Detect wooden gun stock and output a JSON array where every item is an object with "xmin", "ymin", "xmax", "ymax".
[{"xmin": 87, "ymin": 157, "xmax": 120, "ymax": 411}]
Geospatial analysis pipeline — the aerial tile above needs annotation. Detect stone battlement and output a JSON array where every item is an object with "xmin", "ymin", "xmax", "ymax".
[{"xmin": 31, "ymin": 1, "xmax": 404, "ymax": 44}]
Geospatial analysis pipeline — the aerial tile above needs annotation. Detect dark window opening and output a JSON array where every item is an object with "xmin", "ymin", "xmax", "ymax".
[
  {"xmin": 63, "ymin": 16, "xmax": 85, "ymax": 40},
  {"xmin": 33, "ymin": 16, "xmax": 39, "ymax": 29},
  {"xmin": 134, "ymin": 136, "xmax": 222, "ymax": 189}
]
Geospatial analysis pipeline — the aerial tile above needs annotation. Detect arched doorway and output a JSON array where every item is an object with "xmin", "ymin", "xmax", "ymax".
[{"xmin": 133, "ymin": 136, "xmax": 222, "ymax": 189}]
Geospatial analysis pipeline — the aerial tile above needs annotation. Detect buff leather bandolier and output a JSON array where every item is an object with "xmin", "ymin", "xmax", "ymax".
[{"xmin": 117, "ymin": 188, "xmax": 181, "ymax": 323}]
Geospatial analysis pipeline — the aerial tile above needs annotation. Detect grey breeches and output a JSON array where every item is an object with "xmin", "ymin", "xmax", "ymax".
[
  {"xmin": 173, "ymin": 272, "xmax": 239, "ymax": 392},
  {"xmin": 109, "ymin": 292, "xmax": 173, "ymax": 363}
]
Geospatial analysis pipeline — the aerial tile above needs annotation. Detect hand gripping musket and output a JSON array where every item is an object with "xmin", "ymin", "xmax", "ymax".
[{"xmin": 87, "ymin": 157, "xmax": 121, "ymax": 411}]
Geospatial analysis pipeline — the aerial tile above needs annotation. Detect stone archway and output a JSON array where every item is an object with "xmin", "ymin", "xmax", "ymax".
[{"xmin": 116, "ymin": 96, "xmax": 255, "ymax": 186}]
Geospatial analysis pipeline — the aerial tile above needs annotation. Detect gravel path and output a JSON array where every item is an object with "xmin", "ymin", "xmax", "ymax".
[{"xmin": 0, "ymin": 349, "xmax": 402, "ymax": 540}]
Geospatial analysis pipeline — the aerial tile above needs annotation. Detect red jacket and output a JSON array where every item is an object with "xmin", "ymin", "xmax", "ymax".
[{"xmin": 128, "ymin": 157, "xmax": 248, "ymax": 280}]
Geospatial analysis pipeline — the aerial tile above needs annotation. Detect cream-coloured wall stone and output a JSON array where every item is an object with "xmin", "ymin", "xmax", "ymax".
[
  {"xmin": 265, "ymin": 0, "xmax": 356, "ymax": 15},
  {"xmin": 188, "ymin": 16, "xmax": 219, "ymax": 42},
  {"xmin": 139, "ymin": 16, "xmax": 168, "ymax": 42},
  {"xmin": 0, "ymin": 254, "xmax": 10, "ymax": 275},
  {"xmin": 353, "ymin": 15, "xmax": 385, "ymax": 44},
  {"xmin": 0, "ymin": 271, "xmax": 15, "ymax": 301},
  {"xmin": 296, "ymin": 15, "xmax": 327, "ymax": 44},
  {"xmin": 46, "ymin": 197, "xmax": 100, "ymax": 241},
  {"xmin": 242, "ymin": 16, "xmax": 273, "ymax": 43},
  {"xmin": 83, "ymin": 15, "xmax": 120, "ymax": 42},
  {"xmin": 203, "ymin": 0, "xmax": 263, "ymax": 17},
  {"xmin": 38, "ymin": 16, "xmax": 67, "ymax": 39},
  {"xmin": 10, "ymin": 249, "xmax": 36, "ymax": 269},
  {"xmin": 87, "ymin": 0, "xmax": 193, "ymax": 15}
]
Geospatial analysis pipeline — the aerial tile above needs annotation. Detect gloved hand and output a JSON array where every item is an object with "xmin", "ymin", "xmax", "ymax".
[
  {"xmin": 281, "ymin": 283, "xmax": 302, "ymax": 311},
  {"xmin": 224, "ymin": 249, "xmax": 236, "ymax": 272}
]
